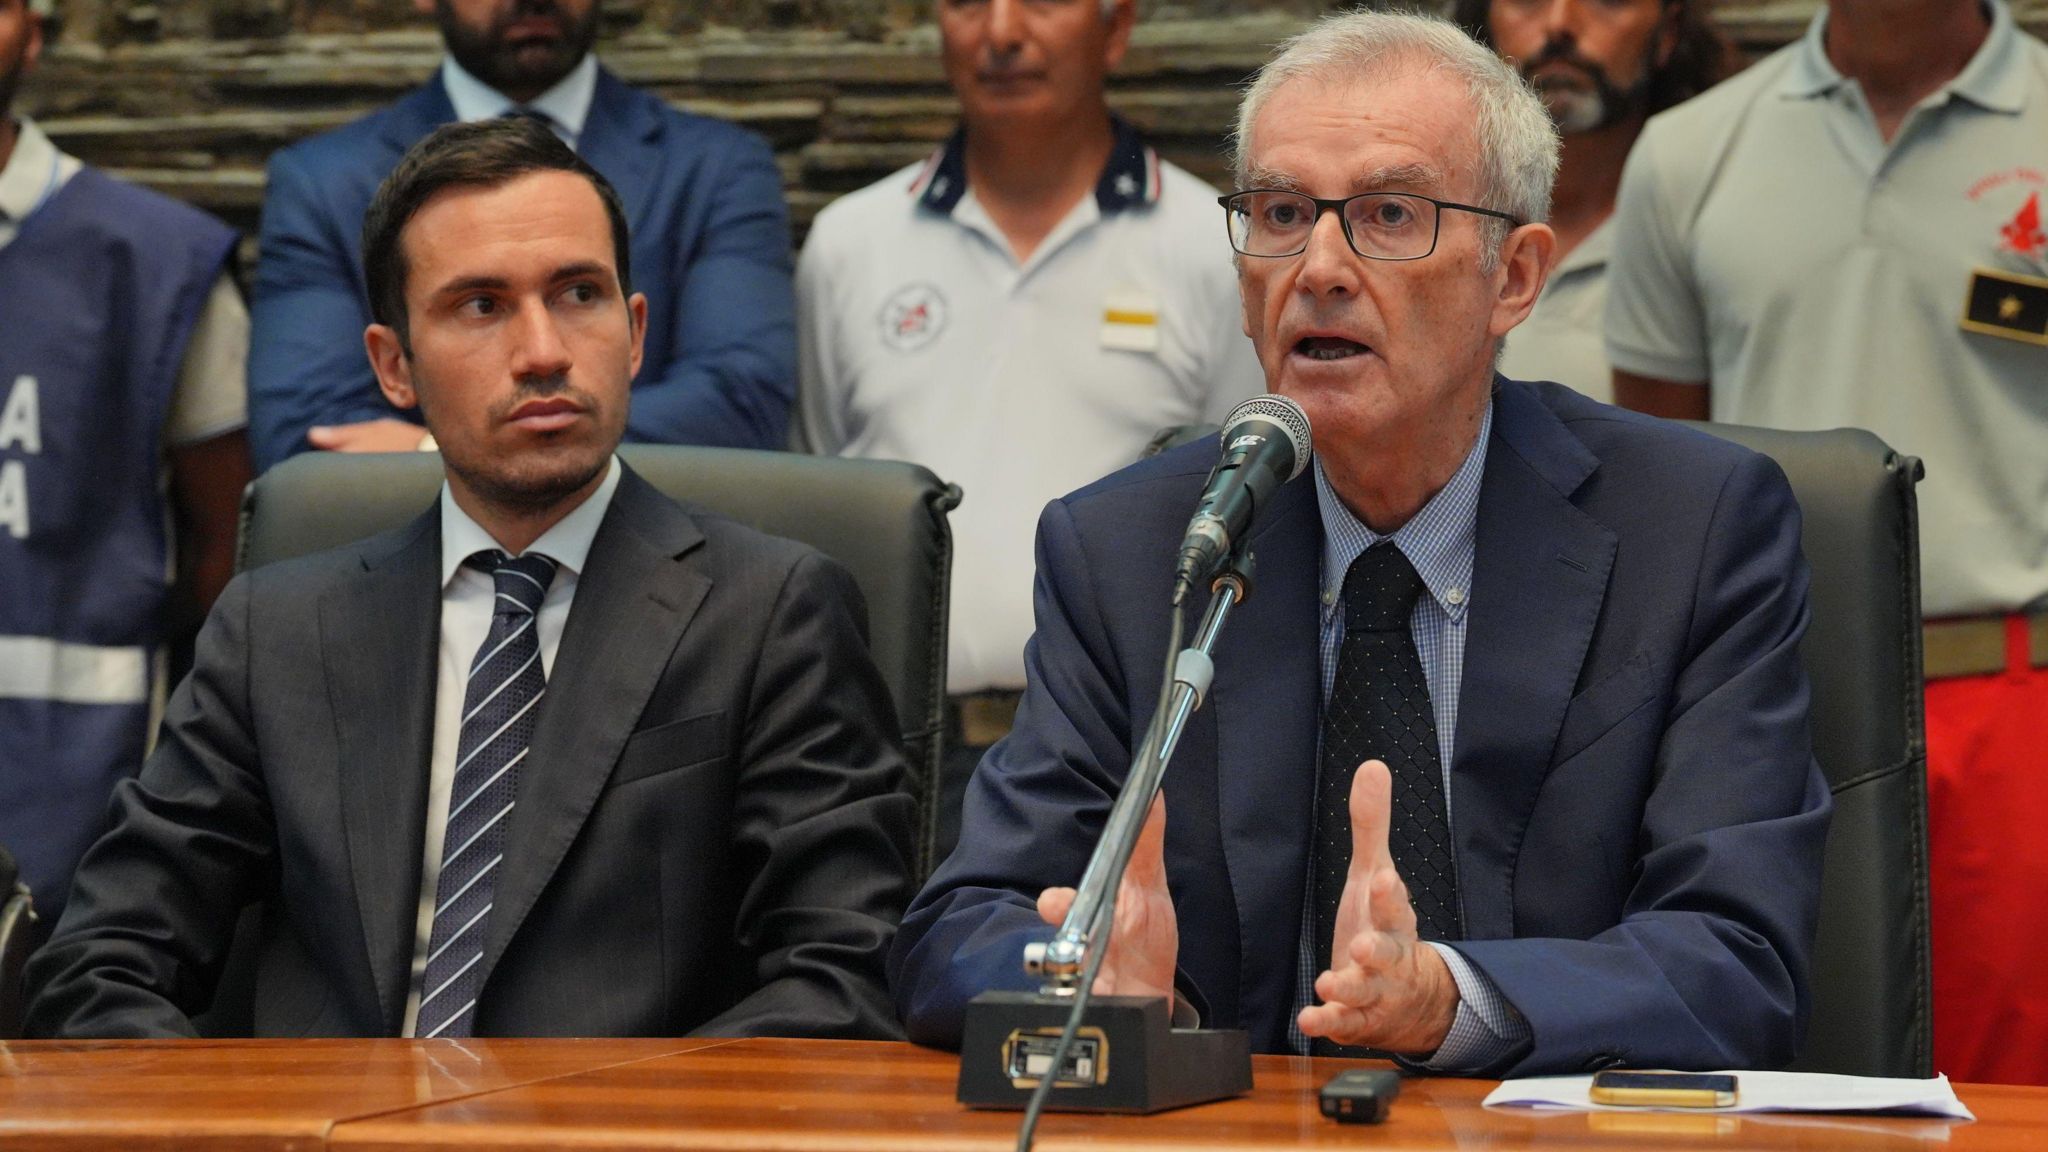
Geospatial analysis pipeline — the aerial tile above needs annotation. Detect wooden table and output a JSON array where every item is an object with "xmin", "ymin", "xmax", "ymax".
[{"xmin": 4, "ymin": 1037, "xmax": 2044, "ymax": 1151}]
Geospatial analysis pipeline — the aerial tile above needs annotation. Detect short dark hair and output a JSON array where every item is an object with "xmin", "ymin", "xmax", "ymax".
[
  {"xmin": 1451, "ymin": 0, "xmax": 1733, "ymax": 117},
  {"xmin": 361, "ymin": 117, "xmax": 633, "ymax": 349}
]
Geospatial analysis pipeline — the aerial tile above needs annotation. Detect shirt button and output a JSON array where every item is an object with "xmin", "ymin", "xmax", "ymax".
[{"xmin": 1446, "ymin": 587, "xmax": 1466, "ymax": 607}]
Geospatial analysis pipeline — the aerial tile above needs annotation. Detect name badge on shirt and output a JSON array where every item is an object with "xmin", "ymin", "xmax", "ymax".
[
  {"xmin": 1960, "ymin": 267, "xmax": 2048, "ymax": 347},
  {"xmin": 1100, "ymin": 288, "xmax": 1161, "ymax": 354}
]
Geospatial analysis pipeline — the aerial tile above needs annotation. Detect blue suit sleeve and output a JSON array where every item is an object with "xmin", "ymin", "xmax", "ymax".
[
  {"xmin": 247, "ymin": 148, "xmax": 411, "ymax": 472},
  {"xmin": 889, "ymin": 497, "xmax": 1140, "ymax": 1047},
  {"xmin": 625, "ymin": 129, "xmax": 795, "ymax": 450},
  {"xmin": 1454, "ymin": 450, "xmax": 1832, "ymax": 1077}
]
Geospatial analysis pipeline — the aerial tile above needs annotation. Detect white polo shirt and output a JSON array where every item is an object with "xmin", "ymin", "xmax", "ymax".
[
  {"xmin": 1605, "ymin": 0, "xmax": 2048, "ymax": 617},
  {"xmin": 798, "ymin": 119, "xmax": 1262, "ymax": 692}
]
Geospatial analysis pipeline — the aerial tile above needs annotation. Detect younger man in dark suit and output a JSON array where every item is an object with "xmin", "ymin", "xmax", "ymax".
[{"xmin": 28, "ymin": 118, "xmax": 915, "ymax": 1040}]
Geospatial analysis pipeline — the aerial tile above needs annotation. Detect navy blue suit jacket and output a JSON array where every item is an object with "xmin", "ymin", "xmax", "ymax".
[
  {"xmin": 890, "ymin": 380, "xmax": 1832, "ymax": 1077},
  {"xmin": 247, "ymin": 68, "xmax": 796, "ymax": 471}
]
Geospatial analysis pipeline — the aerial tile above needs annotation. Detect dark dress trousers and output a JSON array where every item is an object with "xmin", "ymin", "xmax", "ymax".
[
  {"xmin": 890, "ymin": 379, "xmax": 1833, "ymax": 1077},
  {"xmin": 26, "ymin": 467, "xmax": 916, "ymax": 1039}
]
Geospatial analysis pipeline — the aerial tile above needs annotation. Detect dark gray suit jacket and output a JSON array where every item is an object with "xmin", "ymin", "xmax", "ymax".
[{"xmin": 26, "ymin": 467, "xmax": 916, "ymax": 1039}]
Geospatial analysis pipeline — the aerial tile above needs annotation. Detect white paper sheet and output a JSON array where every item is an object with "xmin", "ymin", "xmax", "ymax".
[{"xmin": 1483, "ymin": 1071, "xmax": 1974, "ymax": 1120}]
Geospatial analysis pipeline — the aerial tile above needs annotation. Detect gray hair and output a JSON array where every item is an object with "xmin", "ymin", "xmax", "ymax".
[{"xmin": 1232, "ymin": 9, "xmax": 1559, "ymax": 259}]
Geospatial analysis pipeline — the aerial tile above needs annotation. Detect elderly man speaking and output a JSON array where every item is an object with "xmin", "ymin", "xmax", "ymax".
[{"xmin": 889, "ymin": 10, "xmax": 1830, "ymax": 1077}]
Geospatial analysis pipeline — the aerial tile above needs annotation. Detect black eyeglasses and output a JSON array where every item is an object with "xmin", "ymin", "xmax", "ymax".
[{"xmin": 1218, "ymin": 190, "xmax": 1523, "ymax": 261}]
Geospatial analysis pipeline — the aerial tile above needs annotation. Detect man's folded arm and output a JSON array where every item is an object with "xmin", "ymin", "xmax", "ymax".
[
  {"xmin": 25, "ymin": 574, "xmax": 276, "ymax": 1038},
  {"xmin": 693, "ymin": 550, "xmax": 918, "ymax": 1040},
  {"xmin": 1454, "ymin": 450, "xmax": 1832, "ymax": 1077},
  {"xmin": 625, "ymin": 131, "xmax": 796, "ymax": 451},
  {"xmin": 247, "ymin": 150, "xmax": 408, "ymax": 472}
]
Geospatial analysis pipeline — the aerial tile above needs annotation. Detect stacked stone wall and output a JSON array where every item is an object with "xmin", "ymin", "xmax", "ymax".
[{"xmin": 19, "ymin": 0, "xmax": 2048, "ymax": 254}]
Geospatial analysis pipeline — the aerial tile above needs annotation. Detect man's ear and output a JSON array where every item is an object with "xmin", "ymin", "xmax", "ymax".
[
  {"xmin": 626, "ymin": 291, "xmax": 648, "ymax": 382},
  {"xmin": 1488, "ymin": 222, "xmax": 1556, "ymax": 340},
  {"xmin": 1102, "ymin": 0, "xmax": 1137, "ymax": 72},
  {"xmin": 365, "ymin": 323, "xmax": 420, "ymax": 411},
  {"xmin": 1654, "ymin": 2, "xmax": 1683, "ymax": 69}
]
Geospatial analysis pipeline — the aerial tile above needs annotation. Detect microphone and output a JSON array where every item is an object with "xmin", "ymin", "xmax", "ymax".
[{"xmin": 1173, "ymin": 394, "xmax": 1312, "ymax": 601}]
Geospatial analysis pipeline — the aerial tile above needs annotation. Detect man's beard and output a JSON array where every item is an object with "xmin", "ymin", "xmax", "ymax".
[
  {"xmin": 435, "ymin": 0, "xmax": 600, "ymax": 101},
  {"xmin": 429, "ymin": 374, "xmax": 617, "ymax": 514},
  {"xmin": 1520, "ymin": 38, "xmax": 1655, "ymax": 135}
]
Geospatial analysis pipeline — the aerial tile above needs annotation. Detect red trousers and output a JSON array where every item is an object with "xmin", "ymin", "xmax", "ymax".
[{"xmin": 1926, "ymin": 615, "xmax": 2048, "ymax": 1085}]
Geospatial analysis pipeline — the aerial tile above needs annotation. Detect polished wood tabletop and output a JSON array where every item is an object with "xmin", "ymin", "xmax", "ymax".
[{"xmin": 4, "ymin": 1036, "xmax": 2045, "ymax": 1151}]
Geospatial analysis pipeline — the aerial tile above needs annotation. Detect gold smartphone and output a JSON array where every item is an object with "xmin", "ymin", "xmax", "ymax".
[{"xmin": 1588, "ymin": 1070, "xmax": 1739, "ymax": 1108}]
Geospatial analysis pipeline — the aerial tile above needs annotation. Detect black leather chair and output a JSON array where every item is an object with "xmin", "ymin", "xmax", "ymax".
[
  {"xmin": 1148, "ymin": 419, "xmax": 1932, "ymax": 1077},
  {"xmin": 0, "ymin": 845, "xmax": 37, "ymax": 1039},
  {"xmin": 1687, "ymin": 422, "xmax": 1931, "ymax": 1079},
  {"xmin": 236, "ymin": 447, "xmax": 962, "ymax": 876}
]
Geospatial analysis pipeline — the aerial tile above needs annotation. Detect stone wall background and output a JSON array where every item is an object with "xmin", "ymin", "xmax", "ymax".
[{"xmin": 18, "ymin": 0, "xmax": 2048, "ymax": 256}]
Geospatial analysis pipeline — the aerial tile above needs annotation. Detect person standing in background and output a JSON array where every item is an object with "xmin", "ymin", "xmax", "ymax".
[
  {"xmin": 1455, "ymin": 0, "xmax": 1727, "ymax": 400},
  {"xmin": 247, "ymin": 0, "xmax": 796, "ymax": 471},
  {"xmin": 0, "ymin": 0, "xmax": 251, "ymax": 939},
  {"xmin": 1605, "ymin": 0, "xmax": 2048, "ymax": 1085},
  {"xmin": 796, "ymin": 0, "xmax": 1260, "ymax": 867}
]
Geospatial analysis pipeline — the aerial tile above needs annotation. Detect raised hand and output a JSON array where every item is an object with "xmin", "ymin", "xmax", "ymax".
[
  {"xmin": 1296, "ymin": 760, "xmax": 1458, "ymax": 1054},
  {"xmin": 1036, "ymin": 793, "xmax": 1178, "ymax": 1007}
]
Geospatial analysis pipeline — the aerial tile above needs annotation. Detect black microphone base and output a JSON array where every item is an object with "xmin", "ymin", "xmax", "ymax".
[{"xmin": 955, "ymin": 990, "xmax": 1253, "ymax": 1113}]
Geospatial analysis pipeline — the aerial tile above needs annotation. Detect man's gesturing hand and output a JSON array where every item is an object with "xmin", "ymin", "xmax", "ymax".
[
  {"xmin": 1036, "ymin": 794, "xmax": 1178, "ymax": 1007},
  {"xmin": 1296, "ymin": 760, "xmax": 1460, "ymax": 1054}
]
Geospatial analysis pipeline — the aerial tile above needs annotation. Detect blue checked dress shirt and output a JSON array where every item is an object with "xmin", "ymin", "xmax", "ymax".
[{"xmin": 1290, "ymin": 400, "xmax": 1532, "ymax": 1070}]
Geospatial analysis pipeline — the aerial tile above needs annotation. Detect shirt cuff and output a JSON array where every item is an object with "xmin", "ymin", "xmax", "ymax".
[{"xmin": 1415, "ymin": 942, "xmax": 1530, "ymax": 1074}]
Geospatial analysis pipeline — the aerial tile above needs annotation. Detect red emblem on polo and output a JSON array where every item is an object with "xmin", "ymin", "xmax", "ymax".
[{"xmin": 2000, "ymin": 191, "xmax": 2046, "ymax": 260}]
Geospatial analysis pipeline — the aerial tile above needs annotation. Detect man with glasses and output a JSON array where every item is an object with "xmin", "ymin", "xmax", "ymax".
[
  {"xmin": 795, "ymin": 0, "xmax": 1259, "ymax": 869},
  {"xmin": 246, "ymin": 0, "xmax": 796, "ymax": 471},
  {"xmin": 891, "ymin": 10, "xmax": 1829, "ymax": 1076}
]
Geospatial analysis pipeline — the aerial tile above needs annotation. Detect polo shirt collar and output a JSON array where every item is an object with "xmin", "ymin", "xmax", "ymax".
[
  {"xmin": 1554, "ymin": 216, "xmax": 1613, "ymax": 280},
  {"xmin": 439, "ymin": 52, "xmax": 600, "ymax": 144},
  {"xmin": 1781, "ymin": 0, "xmax": 2026, "ymax": 114},
  {"xmin": 1314, "ymin": 399, "xmax": 1492, "ymax": 627},
  {"xmin": 910, "ymin": 113, "xmax": 1161, "ymax": 218},
  {"xmin": 438, "ymin": 454, "xmax": 621, "ymax": 587}
]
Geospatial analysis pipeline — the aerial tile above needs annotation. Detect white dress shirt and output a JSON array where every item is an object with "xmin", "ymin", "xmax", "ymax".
[
  {"xmin": 439, "ymin": 52, "xmax": 599, "ymax": 148},
  {"xmin": 401, "ymin": 456, "xmax": 621, "ymax": 1036}
]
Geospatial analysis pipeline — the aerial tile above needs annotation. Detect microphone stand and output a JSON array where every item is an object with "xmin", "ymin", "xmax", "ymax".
[{"xmin": 956, "ymin": 554, "xmax": 1257, "ymax": 1120}]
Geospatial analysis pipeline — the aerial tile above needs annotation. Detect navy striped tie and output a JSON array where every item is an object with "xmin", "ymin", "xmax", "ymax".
[{"xmin": 416, "ymin": 550, "xmax": 557, "ymax": 1039}]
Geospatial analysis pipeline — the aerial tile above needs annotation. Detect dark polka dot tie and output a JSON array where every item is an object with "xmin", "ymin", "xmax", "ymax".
[{"xmin": 1311, "ymin": 541, "xmax": 1461, "ymax": 1054}]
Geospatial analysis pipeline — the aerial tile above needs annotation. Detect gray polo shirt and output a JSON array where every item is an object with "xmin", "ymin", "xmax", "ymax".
[
  {"xmin": 1605, "ymin": 0, "xmax": 2048, "ymax": 617},
  {"xmin": 1500, "ymin": 218, "xmax": 1612, "ymax": 402}
]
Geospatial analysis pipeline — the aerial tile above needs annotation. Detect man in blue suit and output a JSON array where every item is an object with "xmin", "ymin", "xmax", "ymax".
[
  {"xmin": 889, "ymin": 10, "xmax": 1831, "ymax": 1077},
  {"xmin": 247, "ymin": 0, "xmax": 795, "ymax": 471}
]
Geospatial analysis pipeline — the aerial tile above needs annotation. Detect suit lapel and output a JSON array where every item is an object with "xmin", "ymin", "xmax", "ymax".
[
  {"xmin": 379, "ymin": 79, "xmax": 458, "ymax": 154},
  {"xmin": 575, "ymin": 70, "xmax": 664, "ymax": 232},
  {"xmin": 1211, "ymin": 472, "xmax": 1321, "ymax": 1043},
  {"xmin": 477, "ymin": 470, "xmax": 709, "ymax": 989},
  {"xmin": 1451, "ymin": 383, "xmax": 1616, "ymax": 941},
  {"xmin": 324, "ymin": 511, "xmax": 441, "ymax": 1032}
]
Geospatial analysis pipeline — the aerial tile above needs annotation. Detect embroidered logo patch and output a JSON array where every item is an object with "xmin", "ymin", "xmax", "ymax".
[
  {"xmin": 2000, "ymin": 191, "xmax": 2046, "ymax": 262},
  {"xmin": 879, "ymin": 284, "xmax": 948, "ymax": 353}
]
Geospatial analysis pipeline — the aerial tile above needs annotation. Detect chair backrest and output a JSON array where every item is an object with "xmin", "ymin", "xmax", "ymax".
[
  {"xmin": 1687, "ymin": 422, "xmax": 1930, "ymax": 1079},
  {"xmin": 0, "ymin": 845, "xmax": 35, "ymax": 1039},
  {"xmin": 238, "ymin": 446, "xmax": 962, "ymax": 877},
  {"xmin": 1149, "ymin": 418, "xmax": 1933, "ymax": 1077}
]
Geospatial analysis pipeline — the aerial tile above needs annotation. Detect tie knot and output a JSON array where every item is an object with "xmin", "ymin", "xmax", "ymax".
[
  {"xmin": 474, "ymin": 550, "xmax": 557, "ymax": 616},
  {"xmin": 1340, "ymin": 541, "xmax": 1425, "ymax": 634}
]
